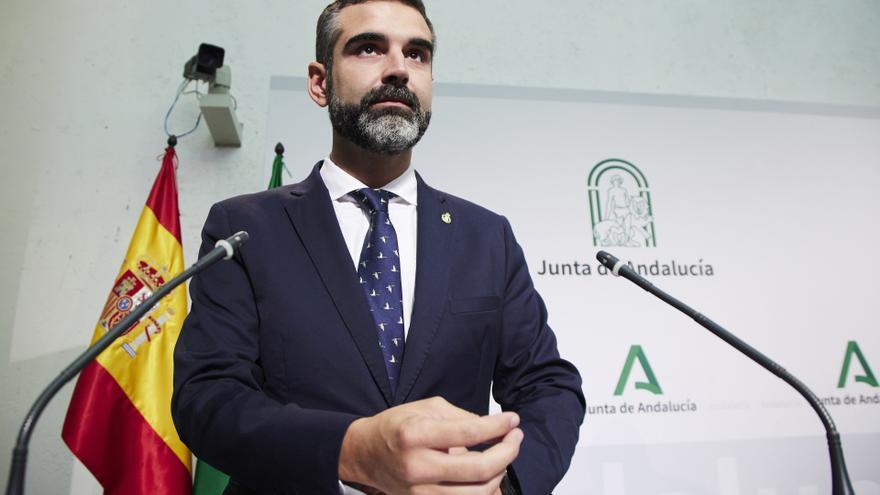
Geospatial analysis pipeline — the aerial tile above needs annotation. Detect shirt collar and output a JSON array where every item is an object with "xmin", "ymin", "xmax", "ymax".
[{"xmin": 320, "ymin": 156, "xmax": 418, "ymax": 206}]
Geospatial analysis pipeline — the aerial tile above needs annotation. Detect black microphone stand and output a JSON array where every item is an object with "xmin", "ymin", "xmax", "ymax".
[
  {"xmin": 5, "ymin": 231, "xmax": 249, "ymax": 495},
  {"xmin": 596, "ymin": 250, "xmax": 855, "ymax": 495}
]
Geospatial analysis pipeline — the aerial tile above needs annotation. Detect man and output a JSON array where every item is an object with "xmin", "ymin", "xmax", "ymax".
[{"xmin": 171, "ymin": 1, "xmax": 585, "ymax": 494}]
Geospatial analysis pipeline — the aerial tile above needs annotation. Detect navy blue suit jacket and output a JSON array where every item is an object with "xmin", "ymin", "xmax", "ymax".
[{"xmin": 172, "ymin": 164, "xmax": 585, "ymax": 494}]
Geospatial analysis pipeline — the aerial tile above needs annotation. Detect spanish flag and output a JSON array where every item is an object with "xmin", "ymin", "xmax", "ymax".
[{"xmin": 62, "ymin": 145, "xmax": 192, "ymax": 494}]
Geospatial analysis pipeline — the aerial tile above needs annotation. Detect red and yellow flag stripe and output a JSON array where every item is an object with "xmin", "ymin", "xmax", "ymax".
[{"xmin": 63, "ymin": 147, "xmax": 191, "ymax": 495}]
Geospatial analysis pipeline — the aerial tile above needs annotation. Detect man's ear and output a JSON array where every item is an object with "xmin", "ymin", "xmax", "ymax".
[{"xmin": 307, "ymin": 62, "xmax": 329, "ymax": 107}]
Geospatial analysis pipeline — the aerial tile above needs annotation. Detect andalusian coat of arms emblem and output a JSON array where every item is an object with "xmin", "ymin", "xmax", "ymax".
[{"xmin": 588, "ymin": 159, "xmax": 656, "ymax": 247}]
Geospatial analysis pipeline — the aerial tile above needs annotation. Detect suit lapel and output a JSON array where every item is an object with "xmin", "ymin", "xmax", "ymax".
[
  {"xmin": 394, "ymin": 175, "xmax": 456, "ymax": 404},
  {"xmin": 283, "ymin": 164, "xmax": 394, "ymax": 404}
]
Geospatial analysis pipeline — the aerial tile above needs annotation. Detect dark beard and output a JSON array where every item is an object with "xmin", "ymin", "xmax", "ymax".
[{"xmin": 328, "ymin": 84, "xmax": 432, "ymax": 155}]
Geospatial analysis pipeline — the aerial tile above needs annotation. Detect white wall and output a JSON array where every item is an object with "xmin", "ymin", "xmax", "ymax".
[{"xmin": 1, "ymin": 0, "xmax": 878, "ymax": 493}]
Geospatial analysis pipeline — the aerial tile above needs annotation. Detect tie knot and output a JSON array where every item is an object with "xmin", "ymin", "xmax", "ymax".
[{"xmin": 351, "ymin": 188, "xmax": 395, "ymax": 214}]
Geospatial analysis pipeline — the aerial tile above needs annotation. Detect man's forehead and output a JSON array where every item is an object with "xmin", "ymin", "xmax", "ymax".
[{"xmin": 336, "ymin": 1, "xmax": 432, "ymax": 45}]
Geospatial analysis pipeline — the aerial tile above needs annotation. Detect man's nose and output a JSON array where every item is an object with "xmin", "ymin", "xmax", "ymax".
[{"xmin": 381, "ymin": 51, "xmax": 409, "ymax": 87}]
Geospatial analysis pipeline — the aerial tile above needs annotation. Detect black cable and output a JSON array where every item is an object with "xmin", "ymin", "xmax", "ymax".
[{"xmin": 164, "ymin": 78, "xmax": 202, "ymax": 139}]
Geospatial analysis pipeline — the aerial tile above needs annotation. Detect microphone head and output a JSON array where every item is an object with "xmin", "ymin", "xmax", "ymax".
[
  {"xmin": 215, "ymin": 231, "xmax": 250, "ymax": 261},
  {"xmin": 229, "ymin": 231, "xmax": 250, "ymax": 249},
  {"xmin": 596, "ymin": 250, "xmax": 619, "ymax": 270}
]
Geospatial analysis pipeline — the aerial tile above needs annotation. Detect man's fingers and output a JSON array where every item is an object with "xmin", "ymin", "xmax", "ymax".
[
  {"xmin": 401, "ymin": 412, "xmax": 519, "ymax": 450},
  {"xmin": 415, "ymin": 428, "xmax": 523, "ymax": 484},
  {"xmin": 373, "ymin": 399, "xmax": 522, "ymax": 490},
  {"xmin": 417, "ymin": 396, "xmax": 480, "ymax": 421},
  {"xmin": 410, "ymin": 471, "xmax": 506, "ymax": 495}
]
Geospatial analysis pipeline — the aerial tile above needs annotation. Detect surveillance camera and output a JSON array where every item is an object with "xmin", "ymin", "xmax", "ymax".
[
  {"xmin": 183, "ymin": 43, "xmax": 226, "ymax": 82},
  {"xmin": 177, "ymin": 43, "xmax": 242, "ymax": 146}
]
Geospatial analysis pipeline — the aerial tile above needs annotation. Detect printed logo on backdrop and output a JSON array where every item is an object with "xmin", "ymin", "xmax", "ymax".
[
  {"xmin": 536, "ymin": 157, "xmax": 718, "ymax": 278},
  {"xmin": 588, "ymin": 159, "xmax": 656, "ymax": 248},
  {"xmin": 838, "ymin": 341, "xmax": 878, "ymax": 388},
  {"xmin": 821, "ymin": 341, "xmax": 879, "ymax": 407},
  {"xmin": 614, "ymin": 345, "xmax": 662, "ymax": 395},
  {"xmin": 588, "ymin": 345, "xmax": 698, "ymax": 417}
]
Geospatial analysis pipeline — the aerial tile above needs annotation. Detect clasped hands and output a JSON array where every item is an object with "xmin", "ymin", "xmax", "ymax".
[{"xmin": 339, "ymin": 397, "xmax": 523, "ymax": 495}]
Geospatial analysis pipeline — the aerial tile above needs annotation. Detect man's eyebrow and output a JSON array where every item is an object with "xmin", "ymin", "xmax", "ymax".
[
  {"xmin": 342, "ymin": 33, "xmax": 434, "ymax": 56},
  {"xmin": 342, "ymin": 32, "xmax": 387, "ymax": 52},
  {"xmin": 408, "ymin": 38, "xmax": 434, "ymax": 55}
]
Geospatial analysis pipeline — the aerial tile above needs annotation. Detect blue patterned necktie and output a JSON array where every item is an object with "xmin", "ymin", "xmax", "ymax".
[{"xmin": 350, "ymin": 188, "xmax": 405, "ymax": 394}]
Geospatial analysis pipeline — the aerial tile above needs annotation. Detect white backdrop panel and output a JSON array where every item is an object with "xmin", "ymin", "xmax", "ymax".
[{"xmin": 265, "ymin": 77, "xmax": 880, "ymax": 493}]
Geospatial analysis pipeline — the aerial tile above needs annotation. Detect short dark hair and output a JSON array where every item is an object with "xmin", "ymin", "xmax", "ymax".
[{"xmin": 315, "ymin": 0, "xmax": 436, "ymax": 71}]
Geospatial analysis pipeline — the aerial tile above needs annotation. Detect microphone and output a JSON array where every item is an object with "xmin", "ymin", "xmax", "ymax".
[
  {"xmin": 5, "ymin": 231, "xmax": 250, "ymax": 495},
  {"xmin": 596, "ymin": 250, "xmax": 855, "ymax": 495}
]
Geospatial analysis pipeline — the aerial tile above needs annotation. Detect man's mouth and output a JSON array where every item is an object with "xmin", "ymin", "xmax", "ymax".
[
  {"xmin": 363, "ymin": 86, "xmax": 418, "ymax": 111},
  {"xmin": 371, "ymin": 98, "xmax": 412, "ymax": 109}
]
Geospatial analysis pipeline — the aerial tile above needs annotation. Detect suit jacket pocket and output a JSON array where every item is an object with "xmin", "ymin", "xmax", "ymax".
[{"xmin": 450, "ymin": 296, "xmax": 500, "ymax": 314}]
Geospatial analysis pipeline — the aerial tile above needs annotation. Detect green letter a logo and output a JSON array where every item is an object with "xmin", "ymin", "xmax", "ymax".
[
  {"xmin": 837, "ymin": 341, "xmax": 878, "ymax": 388},
  {"xmin": 614, "ymin": 345, "xmax": 663, "ymax": 396}
]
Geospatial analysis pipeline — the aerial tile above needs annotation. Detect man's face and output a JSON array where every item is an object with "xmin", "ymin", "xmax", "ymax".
[{"xmin": 326, "ymin": 1, "xmax": 434, "ymax": 154}]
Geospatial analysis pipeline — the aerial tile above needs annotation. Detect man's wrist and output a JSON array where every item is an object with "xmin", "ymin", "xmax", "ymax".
[{"xmin": 338, "ymin": 417, "xmax": 370, "ymax": 484}]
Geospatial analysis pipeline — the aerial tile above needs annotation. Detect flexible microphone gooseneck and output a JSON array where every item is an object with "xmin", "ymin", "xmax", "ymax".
[
  {"xmin": 596, "ymin": 250, "xmax": 855, "ymax": 495},
  {"xmin": 5, "ymin": 231, "xmax": 250, "ymax": 495}
]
